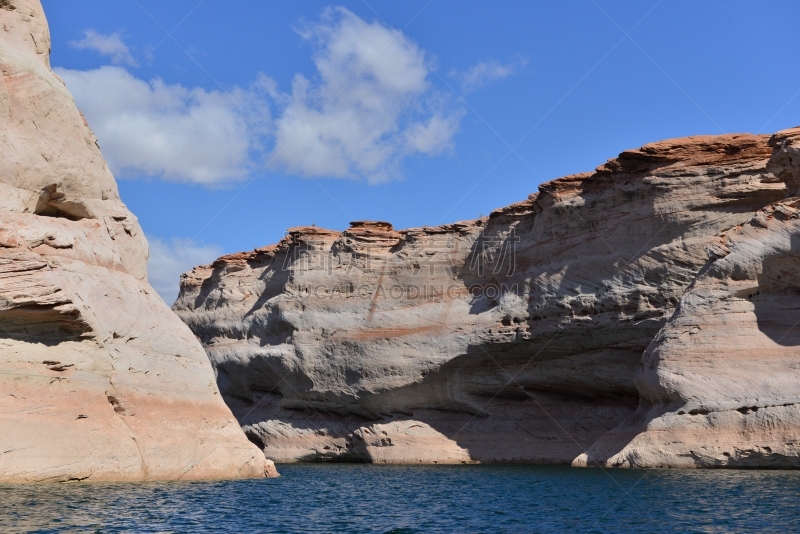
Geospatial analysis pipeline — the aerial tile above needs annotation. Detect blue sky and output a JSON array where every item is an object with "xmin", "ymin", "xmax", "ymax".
[{"xmin": 42, "ymin": 0, "xmax": 800, "ymax": 302}]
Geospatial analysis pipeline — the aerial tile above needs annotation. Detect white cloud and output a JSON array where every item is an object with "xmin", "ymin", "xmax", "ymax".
[
  {"xmin": 56, "ymin": 66, "xmax": 269, "ymax": 185},
  {"xmin": 147, "ymin": 237, "xmax": 223, "ymax": 305},
  {"xmin": 269, "ymin": 7, "xmax": 462, "ymax": 183},
  {"xmin": 69, "ymin": 30, "xmax": 137, "ymax": 67},
  {"xmin": 57, "ymin": 10, "xmax": 461, "ymax": 186},
  {"xmin": 404, "ymin": 113, "xmax": 462, "ymax": 155},
  {"xmin": 456, "ymin": 58, "xmax": 527, "ymax": 93}
]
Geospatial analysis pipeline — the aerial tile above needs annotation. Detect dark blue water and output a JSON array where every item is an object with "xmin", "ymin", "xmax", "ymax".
[{"xmin": 2, "ymin": 465, "xmax": 799, "ymax": 533}]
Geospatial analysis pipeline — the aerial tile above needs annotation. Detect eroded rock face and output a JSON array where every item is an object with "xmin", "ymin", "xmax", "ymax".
[
  {"xmin": 577, "ymin": 128, "xmax": 800, "ymax": 468},
  {"xmin": 0, "ymin": 0, "xmax": 270, "ymax": 481},
  {"xmin": 176, "ymin": 129, "xmax": 800, "ymax": 467}
]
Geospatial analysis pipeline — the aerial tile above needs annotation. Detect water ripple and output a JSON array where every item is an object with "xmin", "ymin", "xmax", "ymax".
[{"xmin": 1, "ymin": 465, "xmax": 799, "ymax": 533}]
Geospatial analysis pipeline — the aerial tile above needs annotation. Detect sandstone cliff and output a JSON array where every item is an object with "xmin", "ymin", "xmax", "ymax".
[
  {"xmin": 176, "ymin": 127, "xmax": 800, "ymax": 467},
  {"xmin": 0, "ymin": 0, "xmax": 272, "ymax": 481},
  {"xmin": 577, "ymin": 127, "xmax": 800, "ymax": 467}
]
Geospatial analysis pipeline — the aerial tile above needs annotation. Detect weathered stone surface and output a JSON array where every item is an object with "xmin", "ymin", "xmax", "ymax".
[
  {"xmin": 176, "ymin": 129, "xmax": 800, "ymax": 467},
  {"xmin": 577, "ymin": 130, "xmax": 800, "ymax": 468},
  {"xmin": 0, "ymin": 0, "xmax": 269, "ymax": 481}
]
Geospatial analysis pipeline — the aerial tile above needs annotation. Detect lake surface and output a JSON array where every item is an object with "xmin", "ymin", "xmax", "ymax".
[{"xmin": 2, "ymin": 464, "xmax": 799, "ymax": 533}]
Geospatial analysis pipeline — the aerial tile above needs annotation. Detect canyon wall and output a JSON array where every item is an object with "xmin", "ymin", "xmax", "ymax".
[
  {"xmin": 578, "ymin": 127, "xmax": 800, "ymax": 467},
  {"xmin": 176, "ymin": 127, "xmax": 800, "ymax": 467},
  {"xmin": 0, "ymin": 0, "xmax": 272, "ymax": 481}
]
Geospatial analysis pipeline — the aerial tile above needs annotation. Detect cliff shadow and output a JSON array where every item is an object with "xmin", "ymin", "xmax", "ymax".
[
  {"xmin": 353, "ymin": 343, "xmax": 640, "ymax": 463},
  {"xmin": 752, "ymin": 234, "xmax": 800, "ymax": 346}
]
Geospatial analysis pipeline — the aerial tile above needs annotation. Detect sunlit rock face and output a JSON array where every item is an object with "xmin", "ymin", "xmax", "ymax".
[
  {"xmin": 578, "ymin": 128, "xmax": 800, "ymax": 468},
  {"xmin": 177, "ymin": 126, "xmax": 800, "ymax": 467},
  {"xmin": 0, "ymin": 0, "xmax": 270, "ymax": 482}
]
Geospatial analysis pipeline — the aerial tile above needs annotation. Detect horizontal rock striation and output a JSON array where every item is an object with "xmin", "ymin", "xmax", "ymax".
[
  {"xmin": 578, "ymin": 128, "xmax": 800, "ymax": 467},
  {"xmin": 0, "ymin": 0, "xmax": 271, "ymax": 481},
  {"xmin": 176, "ymin": 129, "xmax": 800, "ymax": 467}
]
